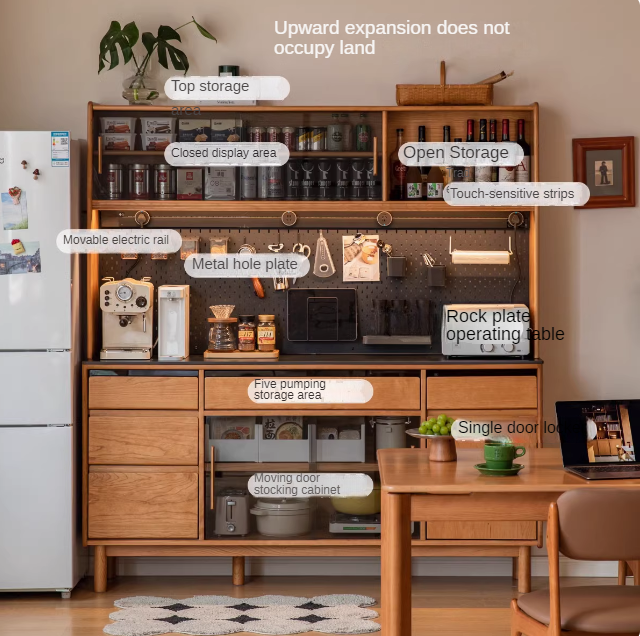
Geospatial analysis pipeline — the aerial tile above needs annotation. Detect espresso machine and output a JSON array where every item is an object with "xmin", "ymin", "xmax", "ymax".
[
  {"xmin": 100, "ymin": 277, "xmax": 154, "ymax": 360},
  {"xmin": 158, "ymin": 285, "xmax": 190, "ymax": 360}
]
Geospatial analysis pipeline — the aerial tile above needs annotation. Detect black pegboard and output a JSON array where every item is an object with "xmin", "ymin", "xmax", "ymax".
[{"xmin": 99, "ymin": 226, "xmax": 529, "ymax": 355}]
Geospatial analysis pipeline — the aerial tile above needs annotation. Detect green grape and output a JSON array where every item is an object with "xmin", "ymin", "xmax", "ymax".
[
  {"xmin": 431, "ymin": 423, "xmax": 441, "ymax": 434},
  {"xmin": 419, "ymin": 425, "xmax": 428, "ymax": 435},
  {"xmin": 427, "ymin": 418, "xmax": 437, "ymax": 427}
]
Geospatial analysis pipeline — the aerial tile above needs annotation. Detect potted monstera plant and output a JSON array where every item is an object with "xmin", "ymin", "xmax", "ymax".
[{"xmin": 98, "ymin": 17, "xmax": 216, "ymax": 104}]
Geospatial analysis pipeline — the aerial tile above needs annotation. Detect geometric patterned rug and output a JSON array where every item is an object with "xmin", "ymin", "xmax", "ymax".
[{"xmin": 104, "ymin": 594, "xmax": 381, "ymax": 635}]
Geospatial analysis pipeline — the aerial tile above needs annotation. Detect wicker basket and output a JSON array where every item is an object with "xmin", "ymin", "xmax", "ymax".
[{"xmin": 396, "ymin": 61, "xmax": 493, "ymax": 106}]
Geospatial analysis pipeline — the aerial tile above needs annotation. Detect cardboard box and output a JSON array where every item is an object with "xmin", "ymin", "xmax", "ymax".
[
  {"xmin": 205, "ymin": 167, "xmax": 237, "ymax": 200},
  {"xmin": 177, "ymin": 168, "xmax": 203, "ymax": 200},
  {"xmin": 178, "ymin": 119, "xmax": 211, "ymax": 142},
  {"xmin": 210, "ymin": 119, "xmax": 244, "ymax": 143}
]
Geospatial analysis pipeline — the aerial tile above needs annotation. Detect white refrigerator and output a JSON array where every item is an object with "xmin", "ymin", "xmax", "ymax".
[{"xmin": 0, "ymin": 131, "xmax": 83, "ymax": 595}]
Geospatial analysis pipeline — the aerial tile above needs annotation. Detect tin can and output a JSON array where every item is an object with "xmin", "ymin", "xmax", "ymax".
[
  {"xmin": 355, "ymin": 120, "xmax": 372, "ymax": 152},
  {"xmin": 285, "ymin": 160, "xmax": 302, "ymax": 200},
  {"xmin": 317, "ymin": 158, "xmax": 335, "ymax": 200},
  {"xmin": 241, "ymin": 166, "xmax": 257, "ymax": 200},
  {"xmin": 300, "ymin": 157, "xmax": 318, "ymax": 201},
  {"xmin": 248, "ymin": 126, "xmax": 267, "ymax": 143},
  {"xmin": 310, "ymin": 127, "xmax": 326, "ymax": 151},
  {"xmin": 365, "ymin": 157, "xmax": 381, "ymax": 200},
  {"xmin": 327, "ymin": 114, "xmax": 343, "ymax": 151},
  {"xmin": 266, "ymin": 126, "xmax": 281, "ymax": 143},
  {"xmin": 334, "ymin": 158, "xmax": 350, "ymax": 200},
  {"xmin": 282, "ymin": 126, "xmax": 296, "ymax": 151},
  {"xmin": 296, "ymin": 127, "xmax": 311, "ymax": 151},
  {"xmin": 104, "ymin": 163, "xmax": 124, "ymax": 200},
  {"xmin": 340, "ymin": 114, "xmax": 353, "ymax": 151},
  {"xmin": 128, "ymin": 163, "xmax": 151, "ymax": 200},
  {"xmin": 267, "ymin": 166, "xmax": 284, "ymax": 199},
  {"xmin": 349, "ymin": 159, "xmax": 366, "ymax": 201},
  {"xmin": 153, "ymin": 164, "xmax": 176, "ymax": 200},
  {"xmin": 257, "ymin": 166, "xmax": 269, "ymax": 199}
]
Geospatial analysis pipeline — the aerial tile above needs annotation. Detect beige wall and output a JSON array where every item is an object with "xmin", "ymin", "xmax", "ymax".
[{"xmin": 2, "ymin": 0, "xmax": 639, "ymax": 438}]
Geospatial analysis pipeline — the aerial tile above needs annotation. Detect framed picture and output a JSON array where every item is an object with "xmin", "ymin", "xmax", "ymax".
[{"xmin": 572, "ymin": 136, "xmax": 635, "ymax": 208}]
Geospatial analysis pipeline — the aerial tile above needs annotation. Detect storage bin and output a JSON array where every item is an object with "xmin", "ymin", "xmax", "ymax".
[
  {"xmin": 316, "ymin": 421, "xmax": 366, "ymax": 462},
  {"xmin": 142, "ymin": 134, "xmax": 176, "ymax": 151},
  {"xmin": 206, "ymin": 417, "xmax": 260, "ymax": 463},
  {"xmin": 259, "ymin": 417, "xmax": 312, "ymax": 462},
  {"xmin": 140, "ymin": 117, "xmax": 174, "ymax": 134},
  {"xmin": 101, "ymin": 133, "xmax": 136, "ymax": 151},
  {"xmin": 100, "ymin": 117, "xmax": 137, "ymax": 134}
]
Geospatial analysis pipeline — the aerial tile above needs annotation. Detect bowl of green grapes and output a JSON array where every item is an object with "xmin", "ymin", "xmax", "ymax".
[{"xmin": 407, "ymin": 414, "xmax": 457, "ymax": 462}]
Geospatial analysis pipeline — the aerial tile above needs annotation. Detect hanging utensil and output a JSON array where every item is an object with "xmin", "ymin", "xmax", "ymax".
[
  {"xmin": 268, "ymin": 232, "xmax": 288, "ymax": 291},
  {"xmin": 313, "ymin": 230, "xmax": 336, "ymax": 278},
  {"xmin": 238, "ymin": 240, "xmax": 265, "ymax": 298},
  {"xmin": 291, "ymin": 230, "xmax": 311, "ymax": 285}
]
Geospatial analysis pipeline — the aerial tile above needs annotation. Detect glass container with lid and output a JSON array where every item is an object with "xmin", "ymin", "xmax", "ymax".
[
  {"xmin": 257, "ymin": 315, "xmax": 276, "ymax": 352},
  {"xmin": 208, "ymin": 317, "xmax": 237, "ymax": 352},
  {"xmin": 238, "ymin": 315, "xmax": 256, "ymax": 351}
]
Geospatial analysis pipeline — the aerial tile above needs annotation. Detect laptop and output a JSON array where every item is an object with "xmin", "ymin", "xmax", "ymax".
[{"xmin": 557, "ymin": 400, "xmax": 640, "ymax": 480}]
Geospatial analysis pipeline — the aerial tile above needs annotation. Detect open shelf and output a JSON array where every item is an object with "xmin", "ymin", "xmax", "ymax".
[{"xmin": 98, "ymin": 150, "xmax": 378, "ymax": 158}]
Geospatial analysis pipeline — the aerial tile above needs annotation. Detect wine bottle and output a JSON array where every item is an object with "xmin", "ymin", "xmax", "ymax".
[
  {"xmin": 390, "ymin": 128, "xmax": 407, "ymax": 200},
  {"xmin": 464, "ymin": 119, "xmax": 475, "ymax": 182},
  {"xmin": 489, "ymin": 119, "xmax": 499, "ymax": 182},
  {"xmin": 405, "ymin": 152, "xmax": 423, "ymax": 200},
  {"xmin": 475, "ymin": 119, "xmax": 492, "ymax": 182},
  {"xmin": 440, "ymin": 125, "xmax": 452, "ymax": 187},
  {"xmin": 515, "ymin": 119, "xmax": 531, "ymax": 182},
  {"xmin": 452, "ymin": 138, "xmax": 465, "ymax": 182},
  {"xmin": 418, "ymin": 125, "xmax": 428, "ymax": 200},
  {"xmin": 498, "ymin": 119, "xmax": 515, "ymax": 182}
]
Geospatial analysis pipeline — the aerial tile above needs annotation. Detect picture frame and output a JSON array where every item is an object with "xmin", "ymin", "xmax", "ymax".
[{"xmin": 572, "ymin": 136, "xmax": 635, "ymax": 208}]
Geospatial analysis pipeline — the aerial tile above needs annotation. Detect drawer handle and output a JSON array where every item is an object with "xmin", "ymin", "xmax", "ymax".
[{"xmin": 210, "ymin": 444, "xmax": 215, "ymax": 511}]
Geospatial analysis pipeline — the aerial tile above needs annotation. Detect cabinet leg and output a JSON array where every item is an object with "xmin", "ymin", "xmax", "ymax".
[
  {"xmin": 232, "ymin": 556, "xmax": 245, "ymax": 586},
  {"xmin": 618, "ymin": 561, "xmax": 627, "ymax": 585},
  {"xmin": 94, "ymin": 546, "xmax": 108, "ymax": 593},
  {"xmin": 107, "ymin": 557, "xmax": 117, "ymax": 580},
  {"xmin": 512, "ymin": 556, "xmax": 519, "ymax": 580},
  {"xmin": 517, "ymin": 546, "xmax": 531, "ymax": 594}
]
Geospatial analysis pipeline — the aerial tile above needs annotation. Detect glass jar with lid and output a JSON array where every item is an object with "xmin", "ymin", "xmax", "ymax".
[
  {"xmin": 257, "ymin": 315, "xmax": 276, "ymax": 352},
  {"xmin": 238, "ymin": 315, "xmax": 256, "ymax": 352},
  {"xmin": 208, "ymin": 317, "xmax": 237, "ymax": 352}
]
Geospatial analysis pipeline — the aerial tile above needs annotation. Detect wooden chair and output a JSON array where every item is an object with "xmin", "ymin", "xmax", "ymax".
[{"xmin": 511, "ymin": 490, "xmax": 640, "ymax": 636}]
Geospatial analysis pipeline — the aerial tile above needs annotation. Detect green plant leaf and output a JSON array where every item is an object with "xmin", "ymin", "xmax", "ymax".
[
  {"xmin": 158, "ymin": 25, "xmax": 181, "ymax": 42},
  {"xmin": 192, "ymin": 16, "xmax": 217, "ymax": 41},
  {"xmin": 167, "ymin": 45, "xmax": 189, "ymax": 74},
  {"xmin": 141, "ymin": 31, "xmax": 157, "ymax": 55},
  {"xmin": 156, "ymin": 40, "xmax": 169, "ymax": 69},
  {"xmin": 98, "ymin": 20, "xmax": 138, "ymax": 73}
]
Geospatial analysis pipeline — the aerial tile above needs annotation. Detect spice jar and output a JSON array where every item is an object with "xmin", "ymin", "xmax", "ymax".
[
  {"xmin": 257, "ymin": 315, "xmax": 276, "ymax": 352},
  {"xmin": 208, "ymin": 318, "xmax": 237, "ymax": 352},
  {"xmin": 238, "ymin": 315, "xmax": 256, "ymax": 352}
]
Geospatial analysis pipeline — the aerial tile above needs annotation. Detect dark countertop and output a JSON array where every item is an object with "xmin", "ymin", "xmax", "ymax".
[{"xmin": 84, "ymin": 354, "xmax": 543, "ymax": 367}]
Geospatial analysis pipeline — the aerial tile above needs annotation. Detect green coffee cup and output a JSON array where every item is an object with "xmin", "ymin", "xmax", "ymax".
[{"xmin": 484, "ymin": 441, "xmax": 526, "ymax": 469}]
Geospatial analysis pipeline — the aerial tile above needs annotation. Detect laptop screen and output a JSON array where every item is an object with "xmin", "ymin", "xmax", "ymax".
[{"xmin": 556, "ymin": 400, "xmax": 640, "ymax": 466}]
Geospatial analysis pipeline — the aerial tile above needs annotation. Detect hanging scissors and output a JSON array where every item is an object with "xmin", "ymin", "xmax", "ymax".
[{"xmin": 292, "ymin": 231, "xmax": 311, "ymax": 284}]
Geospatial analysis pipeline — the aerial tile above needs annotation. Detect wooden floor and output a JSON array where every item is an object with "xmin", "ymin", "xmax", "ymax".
[{"xmin": 0, "ymin": 575, "xmax": 621, "ymax": 636}]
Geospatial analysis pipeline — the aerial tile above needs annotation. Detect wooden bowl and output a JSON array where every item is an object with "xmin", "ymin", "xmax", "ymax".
[{"xmin": 406, "ymin": 429, "xmax": 457, "ymax": 462}]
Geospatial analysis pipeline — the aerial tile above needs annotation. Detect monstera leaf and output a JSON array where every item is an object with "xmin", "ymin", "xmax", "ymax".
[{"xmin": 98, "ymin": 21, "xmax": 139, "ymax": 72}]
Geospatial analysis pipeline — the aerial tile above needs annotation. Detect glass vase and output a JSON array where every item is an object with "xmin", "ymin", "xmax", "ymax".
[{"xmin": 122, "ymin": 68, "xmax": 160, "ymax": 105}]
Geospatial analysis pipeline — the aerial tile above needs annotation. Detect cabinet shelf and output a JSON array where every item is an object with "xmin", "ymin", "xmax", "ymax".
[
  {"xmin": 98, "ymin": 150, "xmax": 379, "ymax": 158},
  {"xmin": 206, "ymin": 462, "xmax": 380, "ymax": 472}
]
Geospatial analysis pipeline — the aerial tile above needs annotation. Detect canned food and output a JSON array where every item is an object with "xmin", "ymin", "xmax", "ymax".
[
  {"xmin": 355, "ymin": 116, "xmax": 372, "ymax": 152},
  {"xmin": 248, "ymin": 126, "xmax": 267, "ymax": 143},
  {"xmin": 241, "ymin": 166, "xmax": 257, "ymax": 200},
  {"xmin": 257, "ymin": 166, "xmax": 269, "ymax": 199},
  {"xmin": 153, "ymin": 164, "xmax": 176, "ymax": 200},
  {"xmin": 311, "ymin": 127, "xmax": 326, "ymax": 151},
  {"xmin": 285, "ymin": 160, "xmax": 301, "ymax": 200},
  {"xmin": 349, "ymin": 158, "xmax": 366, "ymax": 201},
  {"xmin": 317, "ymin": 158, "xmax": 335, "ymax": 200},
  {"xmin": 266, "ymin": 166, "xmax": 284, "ymax": 199},
  {"xmin": 296, "ymin": 127, "xmax": 311, "ymax": 151},
  {"xmin": 104, "ymin": 163, "xmax": 124, "ymax": 200},
  {"xmin": 300, "ymin": 157, "xmax": 318, "ymax": 201},
  {"xmin": 266, "ymin": 126, "xmax": 281, "ymax": 143},
  {"xmin": 365, "ymin": 157, "xmax": 381, "ymax": 201},
  {"xmin": 128, "ymin": 163, "xmax": 151, "ymax": 200},
  {"xmin": 327, "ymin": 114, "xmax": 343, "ymax": 151},
  {"xmin": 282, "ymin": 126, "xmax": 296, "ymax": 151},
  {"xmin": 334, "ymin": 158, "xmax": 350, "ymax": 200}
]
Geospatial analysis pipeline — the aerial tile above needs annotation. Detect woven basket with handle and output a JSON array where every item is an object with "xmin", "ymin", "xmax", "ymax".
[{"xmin": 396, "ymin": 61, "xmax": 493, "ymax": 106}]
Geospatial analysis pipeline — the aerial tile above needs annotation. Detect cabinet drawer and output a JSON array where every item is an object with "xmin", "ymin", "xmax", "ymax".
[
  {"xmin": 427, "ymin": 376, "xmax": 537, "ymax": 410},
  {"xmin": 204, "ymin": 376, "xmax": 421, "ymax": 411},
  {"xmin": 89, "ymin": 413, "xmax": 199, "ymax": 465},
  {"xmin": 89, "ymin": 376, "xmax": 198, "ymax": 410},
  {"xmin": 427, "ymin": 521, "xmax": 537, "ymax": 541},
  {"xmin": 88, "ymin": 469, "xmax": 198, "ymax": 539}
]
